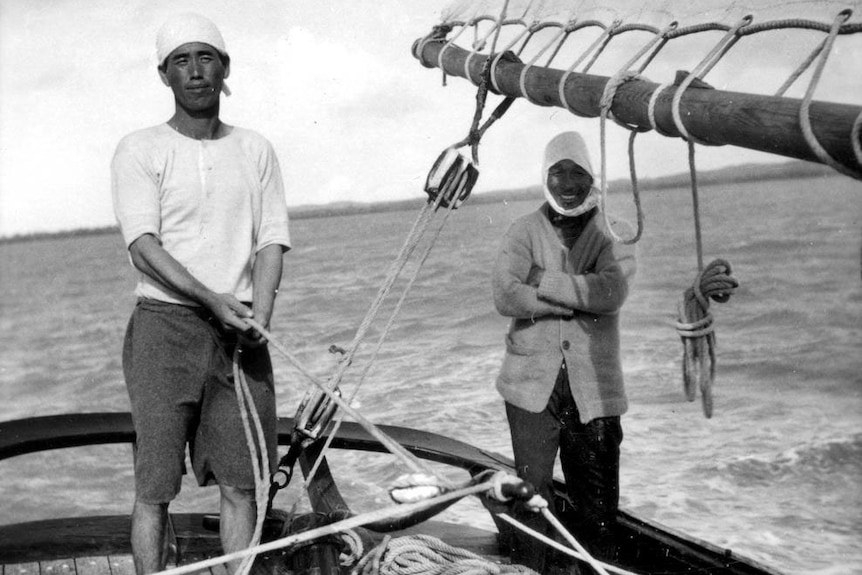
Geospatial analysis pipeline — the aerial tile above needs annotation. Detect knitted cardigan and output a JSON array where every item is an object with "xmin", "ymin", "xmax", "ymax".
[{"xmin": 492, "ymin": 204, "xmax": 637, "ymax": 423}]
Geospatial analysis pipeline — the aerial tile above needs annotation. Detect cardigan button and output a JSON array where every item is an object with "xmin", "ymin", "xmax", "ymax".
[{"xmin": 562, "ymin": 340, "xmax": 571, "ymax": 350}]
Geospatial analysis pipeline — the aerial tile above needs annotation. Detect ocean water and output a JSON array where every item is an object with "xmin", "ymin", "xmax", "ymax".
[{"xmin": 0, "ymin": 175, "xmax": 860, "ymax": 574}]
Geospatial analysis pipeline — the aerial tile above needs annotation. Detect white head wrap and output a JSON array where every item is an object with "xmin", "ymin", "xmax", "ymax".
[
  {"xmin": 156, "ymin": 13, "xmax": 231, "ymax": 95},
  {"xmin": 541, "ymin": 131, "xmax": 600, "ymax": 217}
]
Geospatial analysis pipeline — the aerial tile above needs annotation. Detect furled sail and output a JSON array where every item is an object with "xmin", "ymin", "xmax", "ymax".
[{"xmin": 413, "ymin": 0, "xmax": 862, "ymax": 178}]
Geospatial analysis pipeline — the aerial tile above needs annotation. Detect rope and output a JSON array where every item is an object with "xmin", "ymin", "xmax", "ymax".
[
  {"xmin": 539, "ymin": 508, "xmax": 610, "ymax": 575},
  {"xmin": 774, "ymin": 36, "xmax": 826, "ymax": 97},
  {"xmin": 670, "ymin": 16, "xmax": 752, "ymax": 146},
  {"xmin": 518, "ymin": 26, "xmax": 568, "ymax": 105},
  {"xmin": 456, "ymin": 0, "xmax": 515, "ymax": 164},
  {"xmin": 300, "ymin": 200, "xmax": 464, "ymax": 494},
  {"xmin": 247, "ymin": 319, "xmax": 447, "ymax": 485},
  {"xmin": 438, "ymin": 24, "xmax": 471, "ymax": 86},
  {"xmin": 231, "ymin": 347, "xmax": 272, "ymax": 575},
  {"xmin": 557, "ymin": 20, "xmax": 620, "ymax": 117},
  {"xmin": 675, "ymin": 258, "xmax": 738, "ymax": 419},
  {"xmin": 295, "ymin": 202, "xmax": 447, "ymax": 491},
  {"xmin": 598, "ymin": 71, "xmax": 645, "ymax": 245},
  {"xmin": 798, "ymin": 9, "xmax": 862, "ymax": 180},
  {"xmin": 495, "ymin": 515, "xmax": 638, "ymax": 575},
  {"xmin": 353, "ymin": 534, "xmax": 538, "ymax": 575}
]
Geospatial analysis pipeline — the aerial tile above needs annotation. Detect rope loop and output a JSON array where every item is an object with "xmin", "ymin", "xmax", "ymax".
[
  {"xmin": 598, "ymin": 71, "xmax": 646, "ymax": 245},
  {"xmin": 798, "ymin": 9, "xmax": 862, "ymax": 179},
  {"xmin": 671, "ymin": 15, "xmax": 752, "ymax": 146}
]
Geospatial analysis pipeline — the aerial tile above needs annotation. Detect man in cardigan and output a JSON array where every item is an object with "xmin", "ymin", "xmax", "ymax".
[{"xmin": 492, "ymin": 131, "xmax": 637, "ymax": 573}]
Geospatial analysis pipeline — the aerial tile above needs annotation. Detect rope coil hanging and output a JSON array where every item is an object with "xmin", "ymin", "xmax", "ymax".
[{"xmin": 675, "ymin": 259, "xmax": 738, "ymax": 418}]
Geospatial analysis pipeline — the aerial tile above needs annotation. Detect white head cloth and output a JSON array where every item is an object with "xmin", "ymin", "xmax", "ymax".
[
  {"xmin": 156, "ymin": 13, "xmax": 231, "ymax": 95},
  {"xmin": 541, "ymin": 131, "xmax": 600, "ymax": 217}
]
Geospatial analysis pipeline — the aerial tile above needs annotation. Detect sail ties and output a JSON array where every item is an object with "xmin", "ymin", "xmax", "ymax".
[
  {"xmin": 594, "ymin": 22, "xmax": 679, "ymax": 245},
  {"xmin": 798, "ymin": 9, "xmax": 862, "ymax": 180}
]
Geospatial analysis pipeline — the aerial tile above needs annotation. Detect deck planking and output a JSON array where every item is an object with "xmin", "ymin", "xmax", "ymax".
[{"xmin": 1, "ymin": 555, "xmax": 234, "ymax": 575}]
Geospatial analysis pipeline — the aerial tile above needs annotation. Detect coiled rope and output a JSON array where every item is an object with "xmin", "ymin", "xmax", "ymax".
[
  {"xmin": 353, "ymin": 534, "xmax": 538, "ymax": 575},
  {"xmin": 675, "ymin": 258, "xmax": 738, "ymax": 419}
]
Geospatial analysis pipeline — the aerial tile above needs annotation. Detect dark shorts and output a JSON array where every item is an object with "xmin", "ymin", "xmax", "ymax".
[{"xmin": 123, "ymin": 298, "xmax": 278, "ymax": 504}]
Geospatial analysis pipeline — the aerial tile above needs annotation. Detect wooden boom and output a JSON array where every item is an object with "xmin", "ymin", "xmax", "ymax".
[{"xmin": 412, "ymin": 38, "xmax": 862, "ymax": 176}]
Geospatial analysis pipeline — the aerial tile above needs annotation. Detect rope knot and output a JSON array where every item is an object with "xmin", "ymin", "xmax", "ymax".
[{"xmin": 676, "ymin": 258, "xmax": 738, "ymax": 418}]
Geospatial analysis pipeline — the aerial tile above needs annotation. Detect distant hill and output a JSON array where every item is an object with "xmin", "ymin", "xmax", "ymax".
[
  {"xmin": 287, "ymin": 159, "xmax": 838, "ymax": 219},
  {"xmin": 0, "ymin": 160, "xmax": 841, "ymax": 243}
]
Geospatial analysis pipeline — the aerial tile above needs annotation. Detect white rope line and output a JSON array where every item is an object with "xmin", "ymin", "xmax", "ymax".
[
  {"xmin": 798, "ymin": 9, "xmax": 862, "ymax": 179},
  {"xmin": 464, "ymin": 48, "xmax": 479, "ymax": 85},
  {"xmin": 544, "ymin": 20, "xmax": 577, "ymax": 67},
  {"xmin": 496, "ymin": 514, "xmax": 639, "ymax": 575},
  {"xmin": 439, "ymin": 23, "xmax": 471, "ymax": 85},
  {"xmin": 647, "ymin": 82, "xmax": 674, "ymax": 136},
  {"xmin": 488, "ymin": 0, "xmax": 511, "ymax": 57},
  {"xmin": 602, "ymin": 28, "xmax": 667, "ymax": 131},
  {"xmin": 302, "ymin": 203, "xmax": 463, "ymax": 494},
  {"xmin": 581, "ymin": 26, "xmax": 619, "ymax": 74},
  {"xmin": 598, "ymin": 71, "xmax": 644, "ymax": 245},
  {"xmin": 557, "ymin": 20, "xmax": 620, "ymax": 115},
  {"xmin": 479, "ymin": 0, "xmax": 512, "ymax": 94},
  {"xmin": 774, "ymin": 36, "xmax": 826, "ymax": 97},
  {"xmin": 231, "ymin": 349, "xmax": 271, "ymax": 575},
  {"xmin": 540, "ymin": 508, "xmax": 610, "ymax": 575},
  {"xmin": 246, "ymin": 318, "xmax": 444, "ymax": 484},
  {"xmin": 464, "ymin": 11, "xmax": 509, "ymax": 85},
  {"xmin": 292, "ymin": 185, "xmax": 456, "ymax": 493},
  {"xmin": 592, "ymin": 23, "xmax": 679, "ymax": 245},
  {"xmin": 518, "ymin": 25, "xmax": 568, "ymax": 104},
  {"xmin": 490, "ymin": 26, "xmax": 531, "ymax": 94},
  {"xmin": 687, "ymin": 140, "xmax": 705, "ymax": 272},
  {"xmin": 670, "ymin": 16, "xmax": 752, "ymax": 146}
]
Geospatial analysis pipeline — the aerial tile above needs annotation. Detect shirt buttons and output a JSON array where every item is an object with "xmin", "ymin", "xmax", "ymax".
[{"xmin": 562, "ymin": 340, "xmax": 571, "ymax": 350}]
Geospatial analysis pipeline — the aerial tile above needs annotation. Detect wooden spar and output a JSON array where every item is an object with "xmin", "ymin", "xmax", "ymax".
[{"xmin": 412, "ymin": 38, "xmax": 862, "ymax": 177}]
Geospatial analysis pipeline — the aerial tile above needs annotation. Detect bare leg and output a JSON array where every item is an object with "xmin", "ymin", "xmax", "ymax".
[
  {"xmin": 219, "ymin": 484, "xmax": 257, "ymax": 574},
  {"xmin": 131, "ymin": 499, "xmax": 169, "ymax": 574}
]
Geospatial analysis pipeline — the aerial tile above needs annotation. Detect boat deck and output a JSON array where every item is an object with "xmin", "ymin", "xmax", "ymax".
[
  {"xmin": 3, "ymin": 555, "xmax": 170, "ymax": 575},
  {"xmin": 0, "ymin": 513, "xmax": 502, "ymax": 575}
]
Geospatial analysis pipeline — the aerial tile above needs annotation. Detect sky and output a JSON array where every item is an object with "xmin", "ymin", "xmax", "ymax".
[{"xmin": 1, "ymin": 0, "xmax": 860, "ymax": 237}]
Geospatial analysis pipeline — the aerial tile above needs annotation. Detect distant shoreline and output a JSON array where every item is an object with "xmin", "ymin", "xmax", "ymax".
[{"xmin": 0, "ymin": 160, "xmax": 839, "ymax": 244}]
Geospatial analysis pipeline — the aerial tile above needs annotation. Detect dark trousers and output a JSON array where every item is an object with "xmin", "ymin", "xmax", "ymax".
[{"xmin": 505, "ymin": 363, "xmax": 623, "ymax": 572}]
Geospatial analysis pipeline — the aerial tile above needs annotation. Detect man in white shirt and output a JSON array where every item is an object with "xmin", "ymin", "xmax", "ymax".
[{"xmin": 111, "ymin": 13, "xmax": 291, "ymax": 574}]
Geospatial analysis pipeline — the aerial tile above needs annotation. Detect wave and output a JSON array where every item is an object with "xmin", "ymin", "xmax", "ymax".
[{"xmin": 718, "ymin": 434, "xmax": 862, "ymax": 484}]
